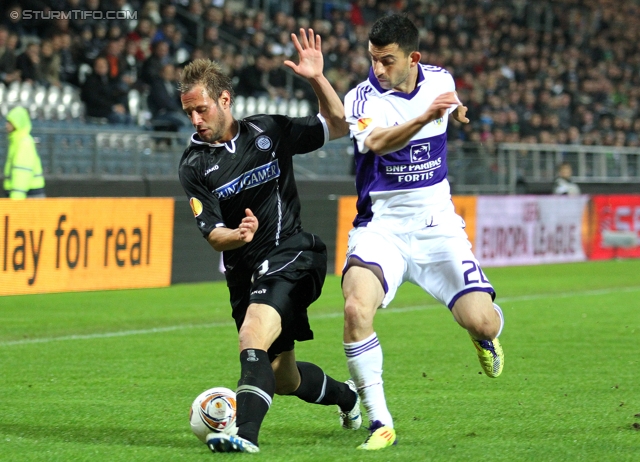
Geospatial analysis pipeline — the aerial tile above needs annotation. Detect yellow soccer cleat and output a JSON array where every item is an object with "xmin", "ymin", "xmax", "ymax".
[
  {"xmin": 471, "ymin": 335, "xmax": 504, "ymax": 378},
  {"xmin": 357, "ymin": 421, "xmax": 397, "ymax": 450}
]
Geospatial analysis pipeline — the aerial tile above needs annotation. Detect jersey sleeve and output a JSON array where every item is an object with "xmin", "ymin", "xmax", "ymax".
[
  {"xmin": 344, "ymin": 87, "xmax": 386, "ymax": 154},
  {"xmin": 441, "ymin": 71, "xmax": 459, "ymax": 115},
  {"xmin": 178, "ymin": 161, "xmax": 225, "ymax": 238},
  {"xmin": 274, "ymin": 114, "xmax": 327, "ymax": 155}
]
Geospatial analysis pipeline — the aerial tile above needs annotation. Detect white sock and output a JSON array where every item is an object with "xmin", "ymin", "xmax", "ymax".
[
  {"xmin": 343, "ymin": 333, "xmax": 393, "ymax": 428},
  {"xmin": 493, "ymin": 303, "xmax": 504, "ymax": 338}
]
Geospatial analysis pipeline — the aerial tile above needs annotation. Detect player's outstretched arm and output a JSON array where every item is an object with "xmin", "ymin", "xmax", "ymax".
[
  {"xmin": 284, "ymin": 28, "xmax": 348, "ymax": 140},
  {"xmin": 365, "ymin": 92, "xmax": 460, "ymax": 155},
  {"xmin": 206, "ymin": 209, "xmax": 259, "ymax": 252}
]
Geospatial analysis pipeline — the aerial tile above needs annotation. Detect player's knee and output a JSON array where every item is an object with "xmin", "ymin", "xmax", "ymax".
[
  {"xmin": 273, "ymin": 366, "xmax": 301, "ymax": 395},
  {"xmin": 343, "ymin": 296, "xmax": 371, "ymax": 327},
  {"xmin": 274, "ymin": 379, "xmax": 298, "ymax": 395},
  {"xmin": 465, "ymin": 309, "xmax": 500, "ymax": 339}
]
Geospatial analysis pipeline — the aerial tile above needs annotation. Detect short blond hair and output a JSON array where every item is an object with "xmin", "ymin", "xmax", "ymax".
[{"xmin": 179, "ymin": 59, "xmax": 234, "ymax": 105}]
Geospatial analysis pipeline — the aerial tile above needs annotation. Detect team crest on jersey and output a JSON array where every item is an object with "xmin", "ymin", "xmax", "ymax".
[
  {"xmin": 190, "ymin": 197, "xmax": 204, "ymax": 217},
  {"xmin": 410, "ymin": 142, "xmax": 431, "ymax": 163},
  {"xmin": 255, "ymin": 135, "xmax": 272, "ymax": 151},
  {"xmin": 357, "ymin": 118, "xmax": 372, "ymax": 131}
]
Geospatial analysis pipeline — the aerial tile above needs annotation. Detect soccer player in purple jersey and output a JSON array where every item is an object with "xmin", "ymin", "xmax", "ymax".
[{"xmin": 341, "ymin": 14, "xmax": 505, "ymax": 450}]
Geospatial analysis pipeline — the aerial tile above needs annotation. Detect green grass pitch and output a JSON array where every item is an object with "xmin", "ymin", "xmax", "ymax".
[{"xmin": 1, "ymin": 259, "xmax": 639, "ymax": 461}]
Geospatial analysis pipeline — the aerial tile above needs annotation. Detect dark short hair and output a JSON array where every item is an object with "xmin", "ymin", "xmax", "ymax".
[
  {"xmin": 179, "ymin": 58, "xmax": 235, "ymax": 106},
  {"xmin": 369, "ymin": 14, "xmax": 419, "ymax": 56}
]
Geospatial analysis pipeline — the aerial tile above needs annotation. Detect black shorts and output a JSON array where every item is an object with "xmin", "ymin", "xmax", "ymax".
[{"xmin": 228, "ymin": 232, "xmax": 327, "ymax": 362}]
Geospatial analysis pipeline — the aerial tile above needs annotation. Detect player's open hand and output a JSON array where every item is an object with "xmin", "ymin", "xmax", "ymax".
[
  {"xmin": 283, "ymin": 28, "xmax": 323, "ymax": 80},
  {"xmin": 238, "ymin": 208, "xmax": 258, "ymax": 242}
]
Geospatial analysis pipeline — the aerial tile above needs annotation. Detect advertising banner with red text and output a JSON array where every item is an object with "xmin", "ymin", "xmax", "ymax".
[
  {"xmin": 0, "ymin": 198, "xmax": 174, "ymax": 296},
  {"xmin": 475, "ymin": 195, "xmax": 589, "ymax": 267},
  {"xmin": 589, "ymin": 195, "xmax": 640, "ymax": 260}
]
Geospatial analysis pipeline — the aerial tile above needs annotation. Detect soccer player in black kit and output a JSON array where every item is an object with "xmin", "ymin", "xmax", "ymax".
[{"xmin": 178, "ymin": 29, "xmax": 361, "ymax": 453}]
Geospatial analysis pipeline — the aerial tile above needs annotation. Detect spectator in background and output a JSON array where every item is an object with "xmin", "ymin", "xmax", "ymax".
[
  {"xmin": 161, "ymin": 3, "xmax": 183, "ymax": 33},
  {"xmin": 76, "ymin": 26, "xmax": 98, "ymax": 65},
  {"xmin": 126, "ymin": 17, "xmax": 156, "ymax": 61},
  {"xmin": 202, "ymin": 25, "xmax": 221, "ymax": 55},
  {"xmin": 91, "ymin": 23, "xmax": 109, "ymax": 56},
  {"xmin": 234, "ymin": 54, "xmax": 273, "ymax": 98},
  {"xmin": 122, "ymin": 38, "xmax": 142, "ymax": 88},
  {"xmin": 81, "ymin": 56, "xmax": 132, "ymax": 125},
  {"xmin": 141, "ymin": 0, "xmax": 163, "ymax": 26},
  {"xmin": 267, "ymin": 53, "xmax": 290, "ymax": 99},
  {"xmin": 153, "ymin": 21, "xmax": 177, "ymax": 45},
  {"xmin": 203, "ymin": 6, "xmax": 224, "ymax": 29},
  {"xmin": 57, "ymin": 32, "xmax": 78, "ymax": 85},
  {"xmin": 3, "ymin": 106, "xmax": 45, "ymax": 199},
  {"xmin": 112, "ymin": 0, "xmax": 138, "ymax": 34},
  {"xmin": 100, "ymin": 37, "xmax": 135, "ymax": 93},
  {"xmin": 65, "ymin": 0, "xmax": 89, "ymax": 34},
  {"xmin": 16, "ymin": 42, "xmax": 45, "ymax": 86},
  {"xmin": 40, "ymin": 39, "xmax": 61, "ymax": 87},
  {"xmin": 147, "ymin": 62, "xmax": 189, "ymax": 130},
  {"xmin": 169, "ymin": 28, "xmax": 191, "ymax": 65},
  {"xmin": 0, "ymin": 26, "xmax": 20, "ymax": 85},
  {"xmin": 553, "ymin": 161, "xmax": 581, "ymax": 195},
  {"xmin": 181, "ymin": 46, "xmax": 207, "ymax": 68},
  {"xmin": 140, "ymin": 39, "xmax": 170, "ymax": 85}
]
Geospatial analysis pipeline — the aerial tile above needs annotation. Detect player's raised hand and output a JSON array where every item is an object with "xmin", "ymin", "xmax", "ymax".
[
  {"xmin": 283, "ymin": 28, "xmax": 323, "ymax": 80},
  {"xmin": 238, "ymin": 208, "xmax": 258, "ymax": 242}
]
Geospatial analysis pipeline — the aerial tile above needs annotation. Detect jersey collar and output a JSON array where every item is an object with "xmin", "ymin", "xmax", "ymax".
[
  {"xmin": 367, "ymin": 64, "xmax": 426, "ymax": 100},
  {"xmin": 190, "ymin": 120, "xmax": 240, "ymax": 153}
]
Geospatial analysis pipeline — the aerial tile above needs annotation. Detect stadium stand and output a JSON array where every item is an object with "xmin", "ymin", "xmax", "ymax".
[{"xmin": 0, "ymin": 0, "xmax": 639, "ymax": 191}]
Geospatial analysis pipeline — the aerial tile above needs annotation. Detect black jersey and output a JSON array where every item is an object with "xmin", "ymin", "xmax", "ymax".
[{"xmin": 179, "ymin": 113, "xmax": 327, "ymax": 285}]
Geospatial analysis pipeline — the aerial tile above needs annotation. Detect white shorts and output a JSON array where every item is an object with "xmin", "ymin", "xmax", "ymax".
[{"xmin": 343, "ymin": 204, "xmax": 495, "ymax": 309}]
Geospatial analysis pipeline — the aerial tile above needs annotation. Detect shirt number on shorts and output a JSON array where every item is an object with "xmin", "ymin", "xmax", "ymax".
[{"xmin": 462, "ymin": 260, "xmax": 489, "ymax": 285}]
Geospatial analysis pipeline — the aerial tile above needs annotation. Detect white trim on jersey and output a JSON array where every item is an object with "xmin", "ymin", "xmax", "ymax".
[
  {"xmin": 190, "ymin": 120, "xmax": 241, "ymax": 153},
  {"xmin": 316, "ymin": 112, "xmax": 330, "ymax": 147},
  {"xmin": 246, "ymin": 121, "xmax": 264, "ymax": 133}
]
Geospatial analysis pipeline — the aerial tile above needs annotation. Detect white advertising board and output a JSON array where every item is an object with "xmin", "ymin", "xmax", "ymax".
[{"xmin": 475, "ymin": 195, "xmax": 589, "ymax": 267}]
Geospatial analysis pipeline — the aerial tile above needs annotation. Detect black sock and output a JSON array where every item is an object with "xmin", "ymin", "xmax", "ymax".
[
  {"xmin": 235, "ymin": 349, "xmax": 275, "ymax": 446},
  {"xmin": 292, "ymin": 361, "xmax": 357, "ymax": 413}
]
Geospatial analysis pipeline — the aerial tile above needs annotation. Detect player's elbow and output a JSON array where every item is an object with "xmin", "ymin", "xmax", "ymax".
[
  {"xmin": 364, "ymin": 138, "xmax": 392, "ymax": 156},
  {"xmin": 208, "ymin": 239, "xmax": 224, "ymax": 253},
  {"xmin": 206, "ymin": 232, "xmax": 225, "ymax": 252},
  {"xmin": 327, "ymin": 119, "xmax": 349, "ymax": 140}
]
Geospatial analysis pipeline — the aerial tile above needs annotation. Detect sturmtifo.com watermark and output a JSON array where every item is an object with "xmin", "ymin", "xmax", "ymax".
[{"xmin": 16, "ymin": 10, "xmax": 138, "ymax": 20}]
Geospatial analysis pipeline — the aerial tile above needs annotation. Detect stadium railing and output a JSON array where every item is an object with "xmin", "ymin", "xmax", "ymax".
[
  {"xmin": 1, "ymin": 123, "xmax": 639, "ymax": 195},
  {"xmin": 498, "ymin": 143, "xmax": 640, "ymax": 193}
]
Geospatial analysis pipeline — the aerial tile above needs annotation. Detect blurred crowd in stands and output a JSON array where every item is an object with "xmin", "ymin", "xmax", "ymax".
[{"xmin": 1, "ymin": 0, "xmax": 639, "ymax": 147}]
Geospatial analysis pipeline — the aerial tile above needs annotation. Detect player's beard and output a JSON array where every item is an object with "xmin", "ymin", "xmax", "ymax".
[
  {"xmin": 387, "ymin": 66, "xmax": 411, "ymax": 91},
  {"xmin": 199, "ymin": 104, "xmax": 227, "ymax": 143}
]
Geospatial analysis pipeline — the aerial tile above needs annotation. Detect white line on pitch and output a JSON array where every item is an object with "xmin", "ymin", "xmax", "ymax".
[{"xmin": 1, "ymin": 285, "xmax": 639, "ymax": 347}]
